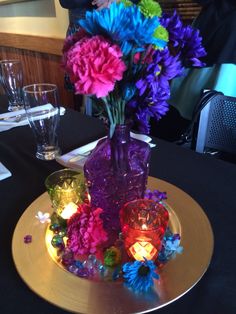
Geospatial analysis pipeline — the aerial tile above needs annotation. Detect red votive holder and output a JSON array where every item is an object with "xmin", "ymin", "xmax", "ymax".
[{"xmin": 120, "ymin": 199, "xmax": 169, "ymax": 261}]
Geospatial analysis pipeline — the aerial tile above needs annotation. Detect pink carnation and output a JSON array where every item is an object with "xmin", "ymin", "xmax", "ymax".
[
  {"xmin": 67, "ymin": 203, "xmax": 107, "ymax": 255},
  {"xmin": 64, "ymin": 35, "xmax": 127, "ymax": 98}
]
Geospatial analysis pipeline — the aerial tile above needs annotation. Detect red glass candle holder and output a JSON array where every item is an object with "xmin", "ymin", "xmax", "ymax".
[{"xmin": 120, "ymin": 199, "xmax": 169, "ymax": 261}]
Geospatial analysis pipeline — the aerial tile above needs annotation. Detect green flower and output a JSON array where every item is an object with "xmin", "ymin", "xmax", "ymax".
[
  {"xmin": 118, "ymin": 0, "xmax": 133, "ymax": 7},
  {"xmin": 138, "ymin": 0, "xmax": 162, "ymax": 18},
  {"xmin": 153, "ymin": 25, "xmax": 169, "ymax": 49}
]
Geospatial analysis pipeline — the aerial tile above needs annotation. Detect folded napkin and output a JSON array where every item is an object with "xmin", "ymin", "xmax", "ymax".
[
  {"xmin": 56, "ymin": 132, "xmax": 156, "ymax": 170},
  {"xmin": 0, "ymin": 105, "xmax": 66, "ymax": 132},
  {"xmin": 0, "ymin": 162, "xmax": 12, "ymax": 181}
]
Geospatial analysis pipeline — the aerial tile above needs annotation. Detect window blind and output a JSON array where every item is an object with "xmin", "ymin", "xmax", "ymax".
[{"xmin": 159, "ymin": 0, "xmax": 201, "ymax": 22}]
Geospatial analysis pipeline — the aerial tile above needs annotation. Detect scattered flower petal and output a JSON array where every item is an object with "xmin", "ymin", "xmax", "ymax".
[{"xmin": 35, "ymin": 211, "xmax": 51, "ymax": 224}]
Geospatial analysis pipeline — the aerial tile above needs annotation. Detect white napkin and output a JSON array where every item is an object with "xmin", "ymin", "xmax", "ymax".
[
  {"xmin": 56, "ymin": 132, "xmax": 156, "ymax": 170},
  {"xmin": 0, "ymin": 105, "xmax": 66, "ymax": 132},
  {"xmin": 0, "ymin": 162, "xmax": 12, "ymax": 181}
]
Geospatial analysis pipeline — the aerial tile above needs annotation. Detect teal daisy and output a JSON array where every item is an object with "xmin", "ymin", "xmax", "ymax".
[
  {"xmin": 122, "ymin": 258, "xmax": 159, "ymax": 293},
  {"xmin": 79, "ymin": 3, "xmax": 160, "ymax": 54}
]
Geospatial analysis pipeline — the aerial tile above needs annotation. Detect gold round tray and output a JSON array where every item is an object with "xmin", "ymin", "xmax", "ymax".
[{"xmin": 12, "ymin": 177, "xmax": 214, "ymax": 314}]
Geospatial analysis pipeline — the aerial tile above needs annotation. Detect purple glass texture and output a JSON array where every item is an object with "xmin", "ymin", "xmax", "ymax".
[{"xmin": 84, "ymin": 125, "xmax": 151, "ymax": 242}]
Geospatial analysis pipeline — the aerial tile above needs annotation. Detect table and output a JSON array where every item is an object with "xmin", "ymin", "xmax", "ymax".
[{"xmin": 0, "ymin": 97, "xmax": 236, "ymax": 314}]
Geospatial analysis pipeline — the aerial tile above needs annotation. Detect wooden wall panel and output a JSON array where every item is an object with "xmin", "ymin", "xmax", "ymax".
[
  {"xmin": 0, "ymin": 34, "xmax": 76, "ymax": 110},
  {"xmin": 159, "ymin": 0, "xmax": 201, "ymax": 22}
]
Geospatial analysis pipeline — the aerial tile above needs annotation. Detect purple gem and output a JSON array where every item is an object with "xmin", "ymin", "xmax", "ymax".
[
  {"xmin": 75, "ymin": 267, "xmax": 91, "ymax": 278},
  {"xmin": 24, "ymin": 235, "xmax": 32, "ymax": 244},
  {"xmin": 61, "ymin": 249, "xmax": 74, "ymax": 266}
]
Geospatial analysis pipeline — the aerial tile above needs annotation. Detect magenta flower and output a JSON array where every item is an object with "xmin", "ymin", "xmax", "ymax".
[
  {"xmin": 67, "ymin": 203, "xmax": 108, "ymax": 256},
  {"xmin": 63, "ymin": 35, "xmax": 127, "ymax": 98}
]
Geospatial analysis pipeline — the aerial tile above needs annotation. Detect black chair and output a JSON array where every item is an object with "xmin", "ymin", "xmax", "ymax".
[{"xmin": 195, "ymin": 93, "xmax": 236, "ymax": 156}]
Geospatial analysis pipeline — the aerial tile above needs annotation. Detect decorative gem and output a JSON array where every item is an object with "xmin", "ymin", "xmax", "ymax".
[
  {"xmin": 50, "ymin": 212, "xmax": 67, "ymax": 229},
  {"xmin": 24, "ymin": 234, "xmax": 32, "ymax": 244},
  {"xmin": 51, "ymin": 235, "xmax": 64, "ymax": 248},
  {"xmin": 35, "ymin": 211, "xmax": 51, "ymax": 224},
  {"xmin": 104, "ymin": 246, "xmax": 122, "ymax": 267},
  {"xmin": 58, "ymin": 229, "xmax": 67, "ymax": 237},
  {"xmin": 112, "ymin": 266, "xmax": 122, "ymax": 281},
  {"xmin": 120, "ymin": 199, "xmax": 169, "ymax": 261},
  {"xmin": 49, "ymin": 223, "xmax": 61, "ymax": 233},
  {"xmin": 67, "ymin": 203, "xmax": 107, "ymax": 255},
  {"xmin": 61, "ymin": 248, "xmax": 74, "ymax": 266},
  {"xmin": 122, "ymin": 258, "xmax": 159, "ymax": 293}
]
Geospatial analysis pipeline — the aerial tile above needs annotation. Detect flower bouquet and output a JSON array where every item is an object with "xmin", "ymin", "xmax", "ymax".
[
  {"xmin": 62, "ymin": 0, "xmax": 206, "ymax": 241},
  {"xmin": 62, "ymin": 0, "xmax": 206, "ymax": 136}
]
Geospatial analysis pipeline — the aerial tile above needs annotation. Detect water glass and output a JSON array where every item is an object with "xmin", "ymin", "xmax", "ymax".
[
  {"xmin": 0, "ymin": 59, "xmax": 24, "ymax": 111},
  {"xmin": 23, "ymin": 83, "xmax": 61, "ymax": 160}
]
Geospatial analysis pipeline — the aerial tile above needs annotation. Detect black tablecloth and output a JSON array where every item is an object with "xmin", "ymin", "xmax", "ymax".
[{"xmin": 0, "ymin": 100, "xmax": 236, "ymax": 314}]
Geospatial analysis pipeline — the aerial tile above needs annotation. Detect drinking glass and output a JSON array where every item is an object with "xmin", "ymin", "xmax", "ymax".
[
  {"xmin": 0, "ymin": 59, "xmax": 24, "ymax": 111},
  {"xmin": 23, "ymin": 83, "xmax": 61, "ymax": 160}
]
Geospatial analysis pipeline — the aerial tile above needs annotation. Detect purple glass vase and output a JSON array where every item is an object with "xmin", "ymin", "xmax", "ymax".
[{"xmin": 84, "ymin": 124, "xmax": 151, "ymax": 243}]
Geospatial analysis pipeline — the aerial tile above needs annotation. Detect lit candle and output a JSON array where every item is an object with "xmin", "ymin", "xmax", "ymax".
[
  {"xmin": 45, "ymin": 169, "xmax": 87, "ymax": 216},
  {"xmin": 128, "ymin": 223, "xmax": 157, "ymax": 261},
  {"xmin": 60, "ymin": 202, "xmax": 78, "ymax": 219}
]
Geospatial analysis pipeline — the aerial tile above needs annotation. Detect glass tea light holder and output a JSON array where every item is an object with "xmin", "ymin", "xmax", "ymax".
[
  {"xmin": 45, "ymin": 169, "xmax": 87, "ymax": 219},
  {"xmin": 120, "ymin": 199, "xmax": 169, "ymax": 261}
]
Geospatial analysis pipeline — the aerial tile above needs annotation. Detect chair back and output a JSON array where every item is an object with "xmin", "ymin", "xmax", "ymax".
[{"xmin": 196, "ymin": 94, "xmax": 236, "ymax": 154}]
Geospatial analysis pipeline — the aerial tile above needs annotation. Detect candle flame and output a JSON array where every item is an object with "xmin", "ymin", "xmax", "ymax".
[
  {"xmin": 129, "ymin": 241, "xmax": 157, "ymax": 261},
  {"xmin": 60, "ymin": 202, "xmax": 78, "ymax": 219},
  {"xmin": 141, "ymin": 224, "xmax": 148, "ymax": 230}
]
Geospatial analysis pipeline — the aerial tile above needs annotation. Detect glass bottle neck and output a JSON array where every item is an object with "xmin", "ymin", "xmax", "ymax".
[{"xmin": 112, "ymin": 124, "xmax": 130, "ymax": 144}]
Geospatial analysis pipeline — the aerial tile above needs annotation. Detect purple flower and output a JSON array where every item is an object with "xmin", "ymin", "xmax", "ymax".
[
  {"xmin": 144, "ymin": 189, "xmax": 167, "ymax": 202},
  {"xmin": 127, "ymin": 88, "xmax": 170, "ymax": 134},
  {"xmin": 180, "ymin": 26, "xmax": 207, "ymax": 67},
  {"xmin": 127, "ymin": 48, "xmax": 183, "ymax": 134},
  {"xmin": 161, "ymin": 11, "xmax": 183, "ymax": 47},
  {"xmin": 136, "ymin": 48, "xmax": 183, "ymax": 97},
  {"xmin": 161, "ymin": 11, "xmax": 206, "ymax": 67}
]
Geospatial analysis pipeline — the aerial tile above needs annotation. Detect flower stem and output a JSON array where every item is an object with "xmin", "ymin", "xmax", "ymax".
[{"xmin": 102, "ymin": 97, "xmax": 116, "ymax": 138}]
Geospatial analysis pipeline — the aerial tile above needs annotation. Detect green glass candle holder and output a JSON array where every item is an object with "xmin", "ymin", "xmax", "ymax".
[{"xmin": 45, "ymin": 168, "xmax": 86, "ymax": 218}]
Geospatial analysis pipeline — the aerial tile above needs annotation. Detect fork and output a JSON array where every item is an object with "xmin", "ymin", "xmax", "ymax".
[{"xmin": 0, "ymin": 113, "xmax": 27, "ymax": 123}]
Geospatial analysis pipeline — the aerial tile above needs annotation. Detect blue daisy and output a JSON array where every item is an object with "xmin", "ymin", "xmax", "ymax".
[
  {"xmin": 79, "ymin": 3, "xmax": 160, "ymax": 54},
  {"xmin": 122, "ymin": 258, "xmax": 159, "ymax": 293}
]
